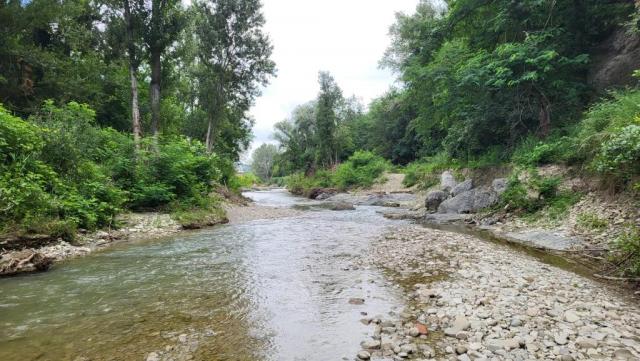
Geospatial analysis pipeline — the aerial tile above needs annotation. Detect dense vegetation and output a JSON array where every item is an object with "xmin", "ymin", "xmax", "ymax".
[{"xmin": 0, "ymin": 0, "xmax": 274, "ymax": 237}]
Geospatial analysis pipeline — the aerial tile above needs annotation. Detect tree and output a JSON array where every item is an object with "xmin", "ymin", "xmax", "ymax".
[
  {"xmin": 144, "ymin": 0, "xmax": 184, "ymax": 139},
  {"xmin": 250, "ymin": 143, "xmax": 278, "ymax": 181},
  {"xmin": 315, "ymin": 71, "xmax": 343, "ymax": 167},
  {"xmin": 122, "ymin": 0, "xmax": 145, "ymax": 149},
  {"xmin": 194, "ymin": 0, "xmax": 275, "ymax": 153}
]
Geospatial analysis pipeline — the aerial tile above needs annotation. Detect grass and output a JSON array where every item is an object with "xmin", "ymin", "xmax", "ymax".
[{"xmin": 576, "ymin": 212, "xmax": 609, "ymax": 231}]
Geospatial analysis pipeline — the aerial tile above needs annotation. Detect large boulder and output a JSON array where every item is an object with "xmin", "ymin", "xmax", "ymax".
[
  {"xmin": 440, "ymin": 170, "xmax": 458, "ymax": 193},
  {"xmin": 492, "ymin": 178, "xmax": 508, "ymax": 195},
  {"xmin": 308, "ymin": 188, "xmax": 337, "ymax": 200},
  {"xmin": 437, "ymin": 188, "xmax": 499, "ymax": 214},
  {"xmin": 425, "ymin": 190, "xmax": 448, "ymax": 212},
  {"xmin": 451, "ymin": 179, "xmax": 473, "ymax": 197}
]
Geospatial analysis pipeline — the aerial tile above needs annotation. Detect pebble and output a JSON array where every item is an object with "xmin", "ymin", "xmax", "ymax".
[{"xmin": 353, "ymin": 225, "xmax": 640, "ymax": 361}]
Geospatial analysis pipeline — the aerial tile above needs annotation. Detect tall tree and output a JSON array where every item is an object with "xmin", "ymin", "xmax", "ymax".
[
  {"xmin": 145, "ymin": 0, "xmax": 183, "ymax": 139},
  {"xmin": 123, "ymin": 0, "xmax": 145, "ymax": 148},
  {"xmin": 315, "ymin": 71, "xmax": 342, "ymax": 167},
  {"xmin": 194, "ymin": 0, "xmax": 275, "ymax": 153},
  {"xmin": 250, "ymin": 143, "xmax": 278, "ymax": 181}
]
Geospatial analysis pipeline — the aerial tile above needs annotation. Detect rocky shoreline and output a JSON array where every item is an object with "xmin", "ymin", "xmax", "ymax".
[{"xmin": 352, "ymin": 225, "xmax": 640, "ymax": 361}]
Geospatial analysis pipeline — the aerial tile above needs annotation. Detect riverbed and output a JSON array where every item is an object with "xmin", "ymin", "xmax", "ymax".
[{"xmin": 0, "ymin": 190, "xmax": 406, "ymax": 361}]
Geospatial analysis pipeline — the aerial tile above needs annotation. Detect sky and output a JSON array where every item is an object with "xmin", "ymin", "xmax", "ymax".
[{"xmin": 244, "ymin": 0, "xmax": 420, "ymax": 160}]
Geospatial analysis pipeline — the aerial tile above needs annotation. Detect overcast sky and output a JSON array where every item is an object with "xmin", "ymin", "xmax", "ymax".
[{"xmin": 244, "ymin": 0, "xmax": 419, "ymax": 160}]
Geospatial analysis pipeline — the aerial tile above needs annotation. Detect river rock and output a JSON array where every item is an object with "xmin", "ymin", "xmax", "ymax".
[
  {"xmin": 437, "ymin": 188, "xmax": 499, "ymax": 214},
  {"xmin": 307, "ymin": 188, "xmax": 337, "ymax": 200},
  {"xmin": 321, "ymin": 201, "xmax": 355, "ymax": 211},
  {"xmin": 361, "ymin": 340, "xmax": 381, "ymax": 349},
  {"xmin": 555, "ymin": 332, "xmax": 569, "ymax": 345},
  {"xmin": 145, "ymin": 352, "xmax": 160, "ymax": 361},
  {"xmin": 444, "ymin": 315, "xmax": 470, "ymax": 336},
  {"xmin": 492, "ymin": 178, "xmax": 508, "ymax": 194},
  {"xmin": 425, "ymin": 190, "xmax": 448, "ymax": 212},
  {"xmin": 356, "ymin": 350, "xmax": 371, "ymax": 360},
  {"xmin": 576, "ymin": 337, "xmax": 598, "ymax": 349},
  {"xmin": 440, "ymin": 171, "xmax": 458, "ymax": 192},
  {"xmin": 451, "ymin": 179, "xmax": 473, "ymax": 197},
  {"xmin": 564, "ymin": 310, "xmax": 580, "ymax": 323},
  {"xmin": 349, "ymin": 298, "xmax": 365, "ymax": 305}
]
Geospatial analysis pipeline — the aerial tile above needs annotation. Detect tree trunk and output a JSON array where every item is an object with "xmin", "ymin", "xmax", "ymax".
[
  {"xmin": 149, "ymin": 0, "xmax": 163, "ymax": 145},
  {"xmin": 129, "ymin": 65, "xmax": 142, "ymax": 148},
  {"xmin": 124, "ymin": 0, "xmax": 141, "ymax": 150},
  {"xmin": 205, "ymin": 114, "xmax": 214, "ymax": 153},
  {"xmin": 538, "ymin": 93, "xmax": 551, "ymax": 138},
  {"xmin": 534, "ymin": 86, "xmax": 551, "ymax": 138},
  {"xmin": 150, "ymin": 48, "xmax": 161, "ymax": 141}
]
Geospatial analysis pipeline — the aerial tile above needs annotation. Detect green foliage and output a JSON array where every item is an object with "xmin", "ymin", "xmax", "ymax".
[
  {"xmin": 499, "ymin": 170, "xmax": 581, "ymax": 218},
  {"xmin": 230, "ymin": 173, "xmax": 260, "ymax": 190},
  {"xmin": 592, "ymin": 125, "xmax": 640, "ymax": 183},
  {"xmin": 373, "ymin": 0, "xmax": 635, "ymax": 163},
  {"xmin": 283, "ymin": 151, "xmax": 389, "ymax": 194},
  {"xmin": 170, "ymin": 194, "xmax": 226, "ymax": 229},
  {"xmin": 251, "ymin": 143, "xmax": 278, "ymax": 181},
  {"xmin": 576, "ymin": 212, "xmax": 608, "ymax": 231},
  {"xmin": 612, "ymin": 226, "xmax": 640, "ymax": 277},
  {"xmin": 512, "ymin": 137, "xmax": 565, "ymax": 166},
  {"xmin": 0, "ymin": 102, "xmax": 224, "ymax": 236},
  {"xmin": 333, "ymin": 151, "xmax": 389, "ymax": 190},
  {"xmin": 402, "ymin": 153, "xmax": 455, "ymax": 188},
  {"xmin": 285, "ymin": 173, "xmax": 314, "ymax": 196}
]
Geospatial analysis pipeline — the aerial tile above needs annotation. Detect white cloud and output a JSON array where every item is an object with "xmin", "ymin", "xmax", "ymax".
[{"xmin": 247, "ymin": 0, "xmax": 419, "ymax": 157}]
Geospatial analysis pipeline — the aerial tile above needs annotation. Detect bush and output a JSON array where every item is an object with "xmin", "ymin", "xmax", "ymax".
[
  {"xmin": 576, "ymin": 212, "xmax": 608, "ymax": 231},
  {"xmin": 512, "ymin": 137, "xmax": 565, "ymax": 166},
  {"xmin": 229, "ymin": 172, "xmax": 260, "ymax": 190},
  {"xmin": 612, "ymin": 226, "xmax": 640, "ymax": 277},
  {"xmin": 402, "ymin": 152, "xmax": 454, "ymax": 188},
  {"xmin": 333, "ymin": 151, "xmax": 389, "ymax": 189},
  {"xmin": 285, "ymin": 173, "xmax": 313, "ymax": 195},
  {"xmin": 575, "ymin": 89, "xmax": 640, "ymax": 185},
  {"xmin": 0, "ymin": 101, "xmax": 225, "ymax": 236},
  {"xmin": 499, "ymin": 170, "xmax": 580, "ymax": 218},
  {"xmin": 592, "ymin": 125, "xmax": 640, "ymax": 183}
]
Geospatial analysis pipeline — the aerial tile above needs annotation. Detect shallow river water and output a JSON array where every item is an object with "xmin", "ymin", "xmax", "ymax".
[{"xmin": 0, "ymin": 190, "xmax": 405, "ymax": 361}]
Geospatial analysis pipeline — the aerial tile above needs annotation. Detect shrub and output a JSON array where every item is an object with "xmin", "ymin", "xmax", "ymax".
[
  {"xmin": 229, "ymin": 173, "xmax": 260, "ymax": 190},
  {"xmin": 285, "ymin": 173, "xmax": 313, "ymax": 195},
  {"xmin": 612, "ymin": 226, "xmax": 640, "ymax": 277},
  {"xmin": 333, "ymin": 151, "xmax": 389, "ymax": 189},
  {"xmin": 512, "ymin": 137, "xmax": 563, "ymax": 166},
  {"xmin": 576, "ymin": 212, "xmax": 608, "ymax": 231},
  {"xmin": 1, "ymin": 101, "xmax": 225, "ymax": 237},
  {"xmin": 592, "ymin": 124, "xmax": 640, "ymax": 183},
  {"xmin": 402, "ymin": 152, "xmax": 454, "ymax": 188},
  {"xmin": 500, "ymin": 170, "xmax": 580, "ymax": 218}
]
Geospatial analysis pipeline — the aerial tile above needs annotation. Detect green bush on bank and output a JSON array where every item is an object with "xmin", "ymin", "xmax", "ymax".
[
  {"xmin": 499, "ymin": 170, "xmax": 581, "ymax": 219},
  {"xmin": 333, "ymin": 151, "xmax": 389, "ymax": 189},
  {"xmin": 284, "ymin": 151, "xmax": 389, "ymax": 194},
  {"xmin": 0, "ymin": 102, "xmax": 225, "ymax": 237}
]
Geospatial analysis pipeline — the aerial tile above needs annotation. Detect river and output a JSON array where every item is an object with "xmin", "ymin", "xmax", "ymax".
[{"xmin": 0, "ymin": 190, "xmax": 406, "ymax": 361}]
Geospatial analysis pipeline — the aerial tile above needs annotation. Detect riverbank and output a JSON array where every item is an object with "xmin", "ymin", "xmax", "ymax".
[
  {"xmin": 0, "ymin": 193, "xmax": 289, "ymax": 277},
  {"xmin": 354, "ymin": 225, "xmax": 640, "ymax": 360}
]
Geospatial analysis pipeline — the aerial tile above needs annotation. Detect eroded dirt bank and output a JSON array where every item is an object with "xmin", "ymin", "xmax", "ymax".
[{"xmin": 353, "ymin": 225, "xmax": 640, "ymax": 360}]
